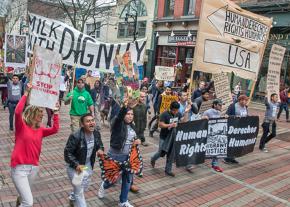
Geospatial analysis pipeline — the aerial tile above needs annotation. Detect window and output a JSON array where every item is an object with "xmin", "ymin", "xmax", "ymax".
[
  {"xmin": 120, "ymin": 0, "xmax": 147, "ymax": 18},
  {"xmin": 184, "ymin": 0, "xmax": 195, "ymax": 16},
  {"xmin": 164, "ymin": 0, "xmax": 175, "ymax": 17},
  {"xmin": 86, "ymin": 22, "xmax": 101, "ymax": 38},
  {"xmin": 118, "ymin": 21, "xmax": 146, "ymax": 38}
]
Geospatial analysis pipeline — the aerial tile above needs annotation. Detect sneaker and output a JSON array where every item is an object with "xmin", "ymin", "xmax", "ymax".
[
  {"xmin": 141, "ymin": 142, "xmax": 149, "ymax": 146},
  {"xmin": 98, "ymin": 182, "xmax": 105, "ymax": 199},
  {"xmin": 212, "ymin": 166, "xmax": 223, "ymax": 172},
  {"xmin": 68, "ymin": 193, "xmax": 75, "ymax": 201},
  {"xmin": 118, "ymin": 200, "xmax": 134, "ymax": 207},
  {"xmin": 262, "ymin": 148, "xmax": 269, "ymax": 153},
  {"xmin": 150, "ymin": 159, "xmax": 155, "ymax": 168},
  {"xmin": 165, "ymin": 171, "xmax": 175, "ymax": 177},
  {"xmin": 130, "ymin": 184, "xmax": 139, "ymax": 193}
]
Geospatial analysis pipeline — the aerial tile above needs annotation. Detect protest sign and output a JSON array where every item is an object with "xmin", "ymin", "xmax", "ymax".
[
  {"xmin": 266, "ymin": 44, "xmax": 286, "ymax": 101},
  {"xmin": 4, "ymin": 34, "xmax": 27, "ymax": 68},
  {"xmin": 194, "ymin": 0, "xmax": 272, "ymax": 80},
  {"xmin": 14, "ymin": 67, "xmax": 26, "ymax": 75},
  {"xmin": 227, "ymin": 116, "xmax": 259, "ymax": 157},
  {"xmin": 206, "ymin": 118, "xmax": 228, "ymax": 158},
  {"xmin": 28, "ymin": 13, "xmax": 146, "ymax": 74},
  {"xmin": 199, "ymin": 100, "xmax": 213, "ymax": 115},
  {"xmin": 155, "ymin": 66, "xmax": 175, "ymax": 81},
  {"xmin": 175, "ymin": 119, "xmax": 208, "ymax": 167},
  {"xmin": 30, "ymin": 45, "xmax": 62, "ymax": 109},
  {"xmin": 159, "ymin": 95, "xmax": 179, "ymax": 114},
  {"xmin": 212, "ymin": 73, "xmax": 233, "ymax": 114}
]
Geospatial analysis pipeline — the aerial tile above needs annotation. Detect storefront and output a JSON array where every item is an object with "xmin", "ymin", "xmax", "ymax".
[{"xmin": 155, "ymin": 31, "xmax": 196, "ymax": 86}]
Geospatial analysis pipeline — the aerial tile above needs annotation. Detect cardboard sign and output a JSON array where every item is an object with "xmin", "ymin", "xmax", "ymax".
[
  {"xmin": 30, "ymin": 45, "xmax": 62, "ymax": 109},
  {"xmin": 266, "ymin": 44, "xmax": 286, "ymax": 100},
  {"xmin": 199, "ymin": 100, "xmax": 213, "ymax": 115},
  {"xmin": 159, "ymin": 95, "xmax": 178, "ymax": 114},
  {"xmin": 155, "ymin": 66, "xmax": 175, "ymax": 81},
  {"xmin": 212, "ymin": 73, "xmax": 233, "ymax": 114},
  {"xmin": 4, "ymin": 34, "xmax": 27, "ymax": 68},
  {"xmin": 28, "ymin": 13, "xmax": 146, "ymax": 74},
  {"xmin": 194, "ymin": 0, "xmax": 272, "ymax": 80}
]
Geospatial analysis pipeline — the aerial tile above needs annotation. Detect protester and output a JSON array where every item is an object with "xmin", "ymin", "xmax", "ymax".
[
  {"xmin": 150, "ymin": 101, "xmax": 190, "ymax": 177},
  {"xmin": 151, "ymin": 80, "xmax": 164, "ymax": 115},
  {"xmin": 133, "ymin": 92, "xmax": 148, "ymax": 146},
  {"xmin": 64, "ymin": 113, "xmax": 104, "ymax": 207},
  {"xmin": 193, "ymin": 89, "xmax": 210, "ymax": 111},
  {"xmin": 59, "ymin": 72, "xmax": 69, "ymax": 106},
  {"xmin": 98, "ymin": 98, "xmax": 141, "ymax": 207},
  {"xmin": 224, "ymin": 95, "xmax": 249, "ymax": 164},
  {"xmin": 64, "ymin": 78, "xmax": 94, "ymax": 133},
  {"xmin": 277, "ymin": 86, "xmax": 289, "ymax": 122},
  {"xmin": 233, "ymin": 81, "xmax": 241, "ymax": 102},
  {"xmin": 80, "ymin": 75, "xmax": 91, "ymax": 94},
  {"xmin": 259, "ymin": 93, "xmax": 280, "ymax": 152},
  {"xmin": 191, "ymin": 81, "xmax": 213, "ymax": 101},
  {"xmin": 141, "ymin": 86, "xmax": 151, "ymax": 115},
  {"xmin": 0, "ymin": 72, "xmax": 8, "ymax": 108},
  {"xmin": 91, "ymin": 79, "xmax": 102, "ymax": 130},
  {"xmin": 85, "ymin": 70, "xmax": 96, "ymax": 90},
  {"xmin": 7, "ymin": 75, "xmax": 23, "ymax": 131},
  {"xmin": 140, "ymin": 77, "xmax": 149, "ymax": 89},
  {"xmin": 149, "ymin": 85, "xmax": 172, "ymax": 137},
  {"xmin": 11, "ymin": 83, "xmax": 59, "ymax": 207},
  {"xmin": 203, "ymin": 99, "xmax": 224, "ymax": 172}
]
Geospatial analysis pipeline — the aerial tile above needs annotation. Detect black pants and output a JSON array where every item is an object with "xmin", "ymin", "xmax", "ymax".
[
  {"xmin": 259, "ymin": 121, "xmax": 276, "ymax": 150},
  {"xmin": 8, "ymin": 102, "xmax": 17, "ymax": 129},
  {"xmin": 149, "ymin": 115, "xmax": 159, "ymax": 134}
]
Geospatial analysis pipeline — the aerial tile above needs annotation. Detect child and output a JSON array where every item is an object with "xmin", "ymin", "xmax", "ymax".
[{"xmin": 259, "ymin": 93, "xmax": 279, "ymax": 152}]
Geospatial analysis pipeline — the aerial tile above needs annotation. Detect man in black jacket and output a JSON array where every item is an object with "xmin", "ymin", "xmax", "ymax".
[{"xmin": 64, "ymin": 113, "xmax": 104, "ymax": 207}]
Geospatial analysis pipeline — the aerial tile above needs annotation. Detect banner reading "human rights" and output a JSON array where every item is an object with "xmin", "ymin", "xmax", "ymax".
[
  {"xmin": 28, "ymin": 13, "xmax": 147, "ymax": 73},
  {"xmin": 175, "ymin": 116, "xmax": 259, "ymax": 167}
]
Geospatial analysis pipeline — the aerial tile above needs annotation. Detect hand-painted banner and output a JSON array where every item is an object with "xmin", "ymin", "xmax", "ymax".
[
  {"xmin": 266, "ymin": 44, "xmax": 286, "ymax": 101},
  {"xmin": 175, "ymin": 119, "xmax": 208, "ymax": 167},
  {"xmin": 4, "ymin": 34, "xmax": 27, "ymax": 68},
  {"xmin": 28, "ymin": 13, "xmax": 147, "ymax": 73},
  {"xmin": 30, "ymin": 45, "xmax": 62, "ymax": 109},
  {"xmin": 155, "ymin": 66, "xmax": 175, "ymax": 81},
  {"xmin": 159, "ymin": 95, "xmax": 179, "ymax": 114},
  {"xmin": 194, "ymin": 0, "xmax": 272, "ymax": 80},
  {"xmin": 174, "ymin": 116, "xmax": 259, "ymax": 167}
]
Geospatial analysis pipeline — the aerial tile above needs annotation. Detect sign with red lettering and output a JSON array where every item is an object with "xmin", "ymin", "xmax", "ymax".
[{"xmin": 30, "ymin": 45, "xmax": 62, "ymax": 109}]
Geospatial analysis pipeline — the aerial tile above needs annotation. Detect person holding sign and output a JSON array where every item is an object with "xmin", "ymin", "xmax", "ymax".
[
  {"xmin": 64, "ymin": 78, "xmax": 94, "ymax": 133},
  {"xmin": 64, "ymin": 113, "xmax": 104, "ymax": 207},
  {"xmin": 259, "ymin": 93, "xmax": 280, "ymax": 152},
  {"xmin": 203, "ymin": 99, "xmax": 225, "ymax": 173},
  {"xmin": 150, "ymin": 101, "xmax": 191, "ymax": 177},
  {"xmin": 224, "ymin": 95, "xmax": 249, "ymax": 164},
  {"xmin": 11, "ymin": 83, "xmax": 60, "ymax": 207}
]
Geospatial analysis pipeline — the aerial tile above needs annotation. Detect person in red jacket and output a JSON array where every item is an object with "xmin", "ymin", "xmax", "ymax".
[{"xmin": 10, "ymin": 83, "xmax": 60, "ymax": 207}]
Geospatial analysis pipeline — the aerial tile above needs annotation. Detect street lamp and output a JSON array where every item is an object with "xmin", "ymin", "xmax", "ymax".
[{"xmin": 124, "ymin": 0, "xmax": 139, "ymax": 42}]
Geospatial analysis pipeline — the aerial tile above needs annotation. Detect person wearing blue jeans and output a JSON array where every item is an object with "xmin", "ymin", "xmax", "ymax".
[{"xmin": 98, "ymin": 100, "xmax": 141, "ymax": 207}]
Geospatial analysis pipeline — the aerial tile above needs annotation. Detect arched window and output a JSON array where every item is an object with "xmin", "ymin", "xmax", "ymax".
[{"xmin": 120, "ymin": 0, "xmax": 147, "ymax": 18}]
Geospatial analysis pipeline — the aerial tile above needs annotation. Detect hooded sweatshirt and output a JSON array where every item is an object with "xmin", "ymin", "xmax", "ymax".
[{"xmin": 66, "ymin": 87, "xmax": 93, "ymax": 116}]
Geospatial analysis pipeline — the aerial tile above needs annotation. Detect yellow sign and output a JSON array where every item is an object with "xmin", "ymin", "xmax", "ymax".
[{"xmin": 159, "ymin": 95, "xmax": 179, "ymax": 114}]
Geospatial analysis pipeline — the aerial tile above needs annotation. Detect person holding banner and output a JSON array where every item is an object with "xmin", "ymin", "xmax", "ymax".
[
  {"xmin": 224, "ymin": 95, "xmax": 249, "ymax": 164},
  {"xmin": 277, "ymin": 87, "xmax": 289, "ymax": 122},
  {"xmin": 259, "ymin": 93, "xmax": 280, "ymax": 152},
  {"xmin": 150, "ymin": 101, "xmax": 191, "ymax": 177},
  {"xmin": 64, "ymin": 113, "xmax": 104, "ymax": 207},
  {"xmin": 11, "ymin": 83, "xmax": 60, "ymax": 207},
  {"xmin": 65, "ymin": 78, "xmax": 94, "ymax": 133},
  {"xmin": 7, "ymin": 75, "xmax": 23, "ymax": 131},
  {"xmin": 203, "ymin": 99, "xmax": 225, "ymax": 173}
]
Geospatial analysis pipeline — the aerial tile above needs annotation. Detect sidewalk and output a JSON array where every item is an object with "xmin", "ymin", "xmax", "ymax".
[{"xmin": 0, "ymin": 103, "xmax": 290, "ymax": 207}]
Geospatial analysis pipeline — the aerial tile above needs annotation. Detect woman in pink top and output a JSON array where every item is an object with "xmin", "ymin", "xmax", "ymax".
[{"xmin": 11, "ymin": 83, "xmax": 60, "ymax": 207}]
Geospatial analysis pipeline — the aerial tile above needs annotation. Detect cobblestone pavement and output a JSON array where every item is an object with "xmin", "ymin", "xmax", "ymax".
[{"xmin": 1, "ymin": 102, "xmax": 290, "ymax": 207}]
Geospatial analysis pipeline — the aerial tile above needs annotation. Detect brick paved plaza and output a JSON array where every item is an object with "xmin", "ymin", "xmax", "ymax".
[{"xmin": 1, "ymin": 103, "xmax": 290, "ymax": 207}]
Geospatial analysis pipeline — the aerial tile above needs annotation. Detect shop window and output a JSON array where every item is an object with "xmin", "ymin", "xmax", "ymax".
[
  {"xmin": 86, "ymin": 22, "xmax": 101, "ymax": 38},
  {"xmin": 164, "ymin": 0, "xmax": 175, "ymax": 17},
  {"xmin": 118, "ymin": 21, "xmax": 146, "ymax": 38},
  {"xmin": 184, "ymin": 0, "xmax": 195, "ymax": 16},
  {"xmin": 157, "ymin": 46, "xmax": 176, "ymax": 67}
]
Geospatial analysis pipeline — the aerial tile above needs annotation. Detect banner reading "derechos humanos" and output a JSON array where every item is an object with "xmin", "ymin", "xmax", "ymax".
[{"xmin": 28, "ymin": 13, "xmax": 147, "ymax": 73}]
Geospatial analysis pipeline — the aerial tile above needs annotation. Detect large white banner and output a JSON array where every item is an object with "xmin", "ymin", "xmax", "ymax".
[
  {"xmin": 266, "ymin": 44, "xmax": 286, "ymax": 100},
  {"xmin": 30, "ymin": 45, "xmax": 62, "ymax": 109},
  {"xmin": 194, "ymin": 0, "xmax": 272, "ymax": 80},
  {"xmin": 28, "ymin": 13, "xmax": 147, "ymax": 73}
]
